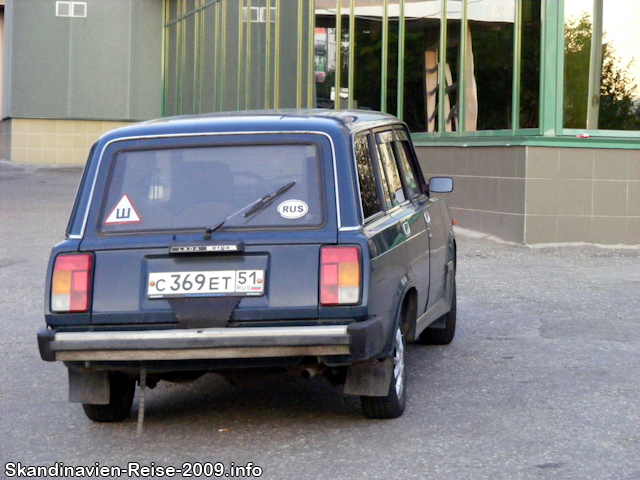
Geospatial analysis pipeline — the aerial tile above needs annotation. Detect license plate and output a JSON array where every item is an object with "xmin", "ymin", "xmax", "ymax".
[{"xmin": 147, "ymin": 270, "xmax": 265, "ymax": 298}]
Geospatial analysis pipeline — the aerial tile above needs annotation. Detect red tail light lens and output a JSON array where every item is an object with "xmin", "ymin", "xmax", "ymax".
[
  {"xmin": 51, "ymin": 253, "xmax": 92, "ymax": 313},
  {"xmin": 320, "ymin": 246, "xmax": 361, "ymax": 305}
]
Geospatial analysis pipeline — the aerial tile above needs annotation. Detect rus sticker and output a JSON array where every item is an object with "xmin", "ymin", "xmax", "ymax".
[{"xmin": 277, "ymin": 199, "xmax": 308, "ymax": 219}]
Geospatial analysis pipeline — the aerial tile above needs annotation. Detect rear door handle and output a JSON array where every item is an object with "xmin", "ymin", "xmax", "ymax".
[
  {"xmin": 423, "ymin": 212, "xmax": 432, "ymax": 239},
  {"xmin": 402, "ymin": 222, "xmax": 411, "ymax": 237}
]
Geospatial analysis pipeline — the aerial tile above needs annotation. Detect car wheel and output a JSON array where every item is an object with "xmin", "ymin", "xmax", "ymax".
[
  {"xmin": 360, "ymin": 325, "xmax": 406, "ymax": 419},
  {"xmin": 82, "ymin": 372, "xmax": 135, "ymax": 422},
  {"xmin": 419, "ymin": 279, "xmax": 456, "ymax": 345}
]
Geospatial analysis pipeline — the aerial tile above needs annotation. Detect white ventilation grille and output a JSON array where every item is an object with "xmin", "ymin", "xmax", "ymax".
[
  {"xmin": 72, "ymin": 2, "xmax": 87, "ymax": 17},
  {"xmin": 243, "ymin": 7, "xmax": 276, "ymax": 23},
  {"xmin": 56, "ymin": 2, "xmax": 87, "ymax": 18}
]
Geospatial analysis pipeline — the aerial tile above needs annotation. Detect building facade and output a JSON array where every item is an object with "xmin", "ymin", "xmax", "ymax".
[
  {"xmin": 0, "ymin": 0, "xmax": 162, "ymax": 165},
  {"xmin": 1, "ymin": 0, "xmax": 638, "ymax": 244}
]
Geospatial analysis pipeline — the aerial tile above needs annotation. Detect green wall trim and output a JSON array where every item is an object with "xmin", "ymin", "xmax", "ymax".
[
  {"xmin": 539, "ymin": 0, "xmax": 565, "ymax": 135},
  {"xmin": 412, "ymin": 134, "xmax": 640, "ymax": 150}
]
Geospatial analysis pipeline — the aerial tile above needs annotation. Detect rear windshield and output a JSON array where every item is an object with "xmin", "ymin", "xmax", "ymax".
[{"xmin": 99, "ymin": 142, "xmax": 324, "ymax": 233}]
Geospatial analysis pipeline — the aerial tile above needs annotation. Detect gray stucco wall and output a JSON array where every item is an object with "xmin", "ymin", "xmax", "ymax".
[{"xmin": 4, "ymin": 0, "xmax": 162, "ymax": 121}]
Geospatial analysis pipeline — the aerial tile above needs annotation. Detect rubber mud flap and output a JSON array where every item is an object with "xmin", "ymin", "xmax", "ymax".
[
  {"xmin": 343, "ymin": 357, "xmax": 393, "ymax": 396},
  {"xmin": 68, "ymin": 367, "xmax": 110, "ymax": 404},
  {"xmin": 169, "ymin": 297, "xmax": 241, "ymax": 328}
]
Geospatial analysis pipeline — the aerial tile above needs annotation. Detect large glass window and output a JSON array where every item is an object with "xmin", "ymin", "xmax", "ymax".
[
  {"xmin": 402, "ymin": 0, "xmax": 442, "ymax": 132},
  {"xmin": 314, "ymin": 1, "xmax": 352, "ymax": 108},
  {"xmin": 351, "ymin": 1, "xmax": 384, "ymax": 111},
  {"xmin": 165, "ymin": 2, "xmax": 640, "ymax": 137},
  {"xmin": 564, "ymin": 0, "xmax": 640, "ymax": 130},
  {"xmin": 164, "ymin": 21, "xmax": 179, "ymax": 115},
  {"xmin": 165, "ymin": 0, "xmax": 546, "ymax": 133},
  {"xmin": 519, "ymin": 0, "xmax": 541, "ymax": 128},
  {"xmin": 469, "ymin": 1, "xmax": 515, "ymax": 130},
  {"xmin": 164, "ymin": 0, "xmax": 314, "ymax": 116}
]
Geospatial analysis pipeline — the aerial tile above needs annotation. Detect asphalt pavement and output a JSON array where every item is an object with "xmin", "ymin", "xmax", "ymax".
[{"xmin": 1, "ymin": 161, "xmax": 638, "ymax": 480}]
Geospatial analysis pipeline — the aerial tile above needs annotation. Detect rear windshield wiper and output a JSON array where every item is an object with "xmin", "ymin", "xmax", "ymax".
[
  {"xmin": 243, "ymin": 180, "xmax": 296, "ymax": 218},
  {"xmin": 203, "ymin": 181, "xmax": 296, "ymax": 239}
]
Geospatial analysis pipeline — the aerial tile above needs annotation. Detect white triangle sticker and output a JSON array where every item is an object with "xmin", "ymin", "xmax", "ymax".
[{"xmin": 104, "ymin": 194, "xmax": 141, "ymax": 224}]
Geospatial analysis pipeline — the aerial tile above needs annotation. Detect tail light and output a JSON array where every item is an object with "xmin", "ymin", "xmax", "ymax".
[
  {"xmin": 320, "ymin": 246, "xmax": 360, "ymax": 305},
  {"xmin": 51, "ymin": 253, "xmax": 92, "ymax": 313}
]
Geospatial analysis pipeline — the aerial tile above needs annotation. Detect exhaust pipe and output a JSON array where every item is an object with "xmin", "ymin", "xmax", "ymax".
[
  {"xmin": 288, "ymin": 361, "xmax": 327, "ymax": 379},
  {"xmin": 302, "ymin": 366, "xmax": 318, "ymax": 379}
]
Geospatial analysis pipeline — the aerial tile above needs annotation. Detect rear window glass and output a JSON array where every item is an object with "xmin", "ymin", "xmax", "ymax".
[{"xmin": 99, "ymin": 143, "xmax": 324, "ymax": 233}]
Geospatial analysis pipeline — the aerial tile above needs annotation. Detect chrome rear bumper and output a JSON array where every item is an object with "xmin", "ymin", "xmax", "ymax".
[{"xmin": 38, "ymin": 325, "xmax": 351, "ymax": 362}]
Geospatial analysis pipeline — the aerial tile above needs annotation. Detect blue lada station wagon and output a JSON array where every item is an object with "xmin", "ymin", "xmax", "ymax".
[{"xmin": 38, "ymin": 110, "xmax": 456, "ymax": 421}]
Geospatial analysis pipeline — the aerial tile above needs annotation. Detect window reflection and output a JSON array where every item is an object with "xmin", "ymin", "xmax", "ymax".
[
  {"xmin": 164, "ymin": 22, "xmax": 179, "ymax": 115},
  {"xmin": 445, "ymin": 1, "xmax": 460, "ymax": 131},
  {"xmin": 402, "ymin": 0, "xmax": 522, "ymax": 132},
  {"xmin": 314, "ymin": 1, "xmax": 352, "ymax": 108},
  {"xmin": 386, "ymin": 0, "xmax": 401, "ymax": 116},
  {"xmin": 564, "ymin": 0, "xmax": 639, "ymax": 130},
  {"xmin": 399, "ymin": 5, "xmax": 427, "ymax": 131},
  {"xmin": 520, "ymin": 0, "xmax": 541, "ymax": 129},
  {"xmin": 164, "ymin": 0, "xmax": 312, "ymax": 116},
  {"xmin": 599, "ymin": 0, "xmax": 640, "ymax": 131},
  {"xmin": 159, "ymin": 1, "xmax": 640, "ymax": 136},
  {"xmin": 403, "ymin": 0, "xmax": 442, "ymax": 132},
  {"xmin": 564, "ymin": 1, "xmax": 594, "ymax": 129},
  {"xmin": 352, "ymin": 0, "xmax": 385, "ymax": 111},
  {"xmin": 469, "ymin": 0, "xmax": 515, "ymax": 130}
]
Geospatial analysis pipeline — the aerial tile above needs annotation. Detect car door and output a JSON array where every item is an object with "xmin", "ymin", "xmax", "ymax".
[
  {"xmin": 354, "ymin": 129, "xmax": 429, "ymax": 342},
  {"xmin": 394, "ymin": 128, "xmax": 448, "ymax": 314},
  {"xmin": 391, "ymin": 128, "xmax": 432, "ymax": 316}
]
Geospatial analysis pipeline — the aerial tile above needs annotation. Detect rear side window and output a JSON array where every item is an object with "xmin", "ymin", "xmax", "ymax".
[
  {"xmin": 99, "ymin": 142, "xmax": 324, "ymax": 233},
  {"xmin": 394, "ymin": 139, "xmax": 421, "ymax": 198},
  {"xmin": 354, "ymin": 135, "xmax": 383, "ymax": 220},
  {"xmin": 375, "ymin": 132, "xmax": 405, "ymax": 209}
]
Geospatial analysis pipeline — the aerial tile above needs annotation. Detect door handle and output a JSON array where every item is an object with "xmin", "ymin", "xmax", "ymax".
[
  {"xmin": 424, "ymin": 211, "xmax": 431, "ymax": 224},
  {"xmin": 402, "ymin": 222, "xmax": 411, "ymax": 237}
]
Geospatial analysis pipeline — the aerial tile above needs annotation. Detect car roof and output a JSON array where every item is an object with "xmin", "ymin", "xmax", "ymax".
[{"xmin": 97, "ymin": 109, "xmax": 405, "ymax": 144}]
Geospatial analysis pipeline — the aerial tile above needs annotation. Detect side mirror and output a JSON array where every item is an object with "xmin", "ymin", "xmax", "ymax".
[{"xmin": 429, "ymin": 177, "xmax": 453, "ymax": 193}]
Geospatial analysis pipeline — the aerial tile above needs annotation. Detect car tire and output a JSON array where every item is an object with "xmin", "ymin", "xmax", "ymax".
[
  {"xmin": 419, "ymin": 279, "xmax": 457, "ymax": 345},
  {"xmin": 82, "ymin": 372, "xmax": 135, "ymax": 422},
  {"xmin": 360, "ymin": 326, "xmax": 406, "ymax": 419}
]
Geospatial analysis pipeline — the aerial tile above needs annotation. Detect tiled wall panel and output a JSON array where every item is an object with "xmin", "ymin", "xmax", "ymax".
[
  {"xmin": 417, "ymin": 145, "xmax": 640, "ymax": 245},
  {"xmin": 2, "ymin": 119, "xmax": 132, "ymax": 165}
]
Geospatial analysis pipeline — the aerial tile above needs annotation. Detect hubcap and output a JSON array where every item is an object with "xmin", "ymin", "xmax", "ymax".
[{"xmin": 393, "ymin": 328, "xmax": 405, "ymax": 398}]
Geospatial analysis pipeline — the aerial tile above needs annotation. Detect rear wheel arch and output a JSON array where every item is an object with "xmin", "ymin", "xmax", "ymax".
[{"xmin": 399, "ymin": 287, "xmax": 418, "ymax": 342}]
